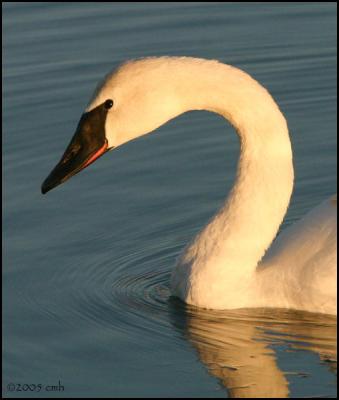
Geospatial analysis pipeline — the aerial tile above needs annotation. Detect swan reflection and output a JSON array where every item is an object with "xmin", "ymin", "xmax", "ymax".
[{"xmin": 177, "ymin": 305, "xmax": 336, "ymax": 398}]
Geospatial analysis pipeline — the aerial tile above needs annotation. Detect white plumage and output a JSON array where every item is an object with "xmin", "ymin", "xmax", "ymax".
[{"xmin": 81, "ymin": 57, "xmax": 337, "ymax": 314}]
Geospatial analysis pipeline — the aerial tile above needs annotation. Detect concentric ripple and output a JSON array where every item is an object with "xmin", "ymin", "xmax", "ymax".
[
  {"xmin": 43, "ymin": 237, "xmax": 185, "ymax": 347},
  {"xmin": 13, "ymin": 227, "xmax": 337, "ymax": 398}
]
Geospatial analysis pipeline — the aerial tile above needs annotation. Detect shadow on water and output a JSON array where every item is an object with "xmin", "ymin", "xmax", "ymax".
[{"xmin": 168, "ymin": 297, "xmax": 337, "ymax": 398}]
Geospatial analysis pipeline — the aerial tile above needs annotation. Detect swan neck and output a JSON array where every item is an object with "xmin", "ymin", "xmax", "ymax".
[{"xmin": 170, "ymin": 59, "xmax": 294, "ymax": 304}]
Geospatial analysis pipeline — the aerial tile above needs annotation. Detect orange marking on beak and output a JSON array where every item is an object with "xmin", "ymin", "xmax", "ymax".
[{"xmin": 83, "ymin": 141, "xmax": 108, "ymax": 168}]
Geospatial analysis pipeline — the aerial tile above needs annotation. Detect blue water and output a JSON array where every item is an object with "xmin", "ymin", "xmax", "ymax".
[{"xmin": 3, "ymin": 2, "xmax": 337, "ymax": 398}]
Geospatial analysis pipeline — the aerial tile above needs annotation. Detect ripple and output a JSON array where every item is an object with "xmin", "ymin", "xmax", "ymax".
[{"xmin": 41, "ymin": 238, "xmax": 179, "ymax": 348}]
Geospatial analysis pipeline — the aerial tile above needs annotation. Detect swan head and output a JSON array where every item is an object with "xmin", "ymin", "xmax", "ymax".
[{"xmin": 41, "ymin": 57, "xmax": 183, "ymax": 194}]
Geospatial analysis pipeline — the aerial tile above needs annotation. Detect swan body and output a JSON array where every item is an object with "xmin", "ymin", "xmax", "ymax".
[{"xmin": 41, "ymin": 57, "xmax": 337, "ymax": 315}]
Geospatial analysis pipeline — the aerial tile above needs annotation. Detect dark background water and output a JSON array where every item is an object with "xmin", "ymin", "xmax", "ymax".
[{"xmin": 3, "ymin": 2, "xmax": 337, "ymax": 398}]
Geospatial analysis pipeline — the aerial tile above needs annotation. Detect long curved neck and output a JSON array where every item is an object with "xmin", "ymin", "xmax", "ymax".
[
  {"xmin": 110, "ymin": 58, "xmax": 294, "ymax": 304},
  {"xmin": 161, "ymin": 59, "xmax": 294, "ymax": 296}
]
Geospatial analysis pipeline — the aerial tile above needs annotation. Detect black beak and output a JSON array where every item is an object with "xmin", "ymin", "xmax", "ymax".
[{"xmin": 41, "ymin": 102, "xmax": 111, "ymax": 194}]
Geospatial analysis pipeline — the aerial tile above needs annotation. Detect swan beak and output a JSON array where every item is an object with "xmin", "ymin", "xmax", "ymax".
[{"xmin": 41, "ymin": 103, "xmax": 111, "ymax": 194}]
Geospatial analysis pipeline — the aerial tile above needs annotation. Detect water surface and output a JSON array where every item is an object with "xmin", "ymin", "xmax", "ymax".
[{"xmin": 3, "ymin": 2, "xmax": 337, "ymax": 398}]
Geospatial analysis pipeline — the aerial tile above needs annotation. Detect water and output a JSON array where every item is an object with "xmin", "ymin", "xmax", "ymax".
[{"xmin": 3, "ymin": 2, "xmax": 337, "ymax": 398}]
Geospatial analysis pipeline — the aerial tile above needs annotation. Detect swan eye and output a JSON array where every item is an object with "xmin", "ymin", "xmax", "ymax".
[{"xmin": 104, "ymin": 99, "xmax": 114, "ymax": 110}]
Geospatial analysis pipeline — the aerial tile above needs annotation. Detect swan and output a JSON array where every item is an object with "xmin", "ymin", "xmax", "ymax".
[{"xmin": 41, "ymin": 57, "xmax": 337, "ymax": 315}]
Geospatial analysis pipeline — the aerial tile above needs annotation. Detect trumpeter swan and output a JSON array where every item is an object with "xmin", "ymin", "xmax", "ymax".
[{"xmin": 41, "ymin": 57, "xmax": 337, "ymax": 315}]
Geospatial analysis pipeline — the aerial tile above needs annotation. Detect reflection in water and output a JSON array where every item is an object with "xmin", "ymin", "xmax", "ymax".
[{"xmin": 170, "ymin": 302, "xmax": 337, "ymax": 398}]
